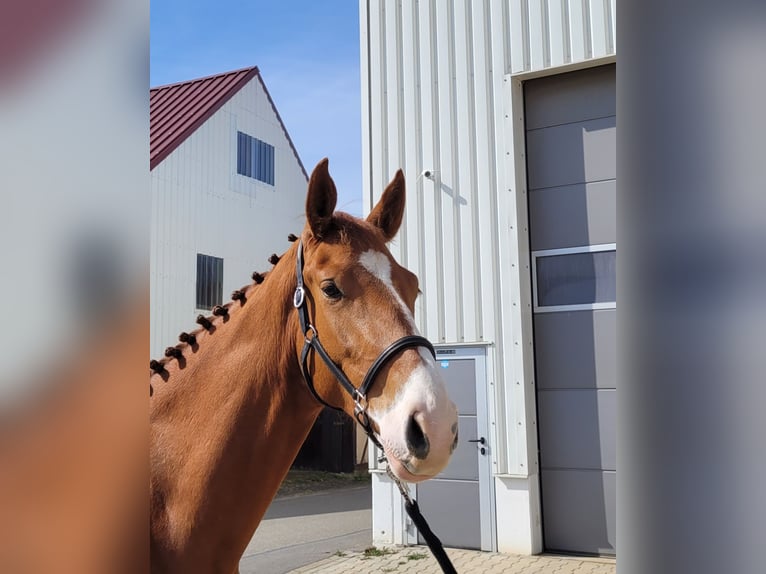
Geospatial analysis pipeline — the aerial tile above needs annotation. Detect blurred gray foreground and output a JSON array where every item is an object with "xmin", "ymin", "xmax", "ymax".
[{"xmin": 239, "ymin": 485, "xmax": 371, "ymax": 574}]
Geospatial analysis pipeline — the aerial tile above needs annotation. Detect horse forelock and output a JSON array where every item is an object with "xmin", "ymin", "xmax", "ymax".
[{"xmin": 304, "ymin": 211, "xmax": 388, "ymax": 251}]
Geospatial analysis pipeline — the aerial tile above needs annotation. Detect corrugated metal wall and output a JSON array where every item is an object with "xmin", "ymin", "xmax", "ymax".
[
  {"xmin": 150, "ymin": 78, "xmax": 307, "ymax": 359},
  {"xmin": 509, "ymin": 0, "xmax": 615, "ymax": 72},
  {"xmin": 360, "ymin": 0, "xmax": 615, "ymax": 476},
  {"xmin": 361, "ymin": 0, "xmax": 615, "ymax": 344}
]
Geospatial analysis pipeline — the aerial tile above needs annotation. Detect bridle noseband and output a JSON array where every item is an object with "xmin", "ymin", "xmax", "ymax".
[{"xmin": 293, "ymin": 240, "xmax": 435, "ymax": 437}]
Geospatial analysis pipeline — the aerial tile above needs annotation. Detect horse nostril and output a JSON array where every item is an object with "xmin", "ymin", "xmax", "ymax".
[{"xmin": 406, "ymin": 413, "xmax": 430, "ymax": 460}]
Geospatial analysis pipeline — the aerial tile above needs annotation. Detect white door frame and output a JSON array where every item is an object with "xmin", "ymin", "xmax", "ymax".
[{"xmin": 412, "ymin": 344, "xmax": 496, "ymax": 551}]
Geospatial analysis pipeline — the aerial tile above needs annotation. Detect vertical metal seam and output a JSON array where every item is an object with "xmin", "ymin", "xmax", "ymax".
[
  {"xmin": 502, "ymin": 0, "xmax": 512, "ymax": 75},
  {"xmin": 468, "ymin": 0, "xmax": 484, "ymax": 342},
  {"xmin": 411, "ymin": 0, "xmax": 428, "ymax": 334},
  {"xmin": 583, "ymin": 0, "xmax": 593, "ymax": 59},
  {"xmin": 605, "ymin": 0, "xmax": 614, "ymax": 55},
  {"xmin": 364, "ymin": 0, "xmax": 376, "ymax": 215},
  {"xmin": 380, "ymin": 1, "xmax": 389, "ymax": 194},
  {"xmin": 542, "ymin": 0, "xmax": 551, "ymax": 69},
  {"xmin": 489, "ymin": 65, "xmax": 506, "ymax": 470},
  {"xmin": 396, "ymin": 0, "xmax": 408, "ymax": 268},
  {"xmin": 522, "ymin": 0, "xmax": 531, "ymax": 71},
  {"xmin": 562, "ymin": 0, "xmax": 571, "ymax": 64},
  {"xmin": 414, "ymin": 0, "xmax": 428, "ymax": 336},
  {"xmin": 474, "ymin": 0, "xmax": 494, "ymax": 342},
  {"xmin": 430, "ymin": 0, "xmax": 446, "ymax": 343},
  {"xmin": 448, "ymin": 0, "xmax": 464, "ymax": 342}
]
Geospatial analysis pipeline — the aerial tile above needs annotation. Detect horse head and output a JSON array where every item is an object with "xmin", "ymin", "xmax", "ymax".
[{"xmin": 295, "ymin": 159, "xmax": 458, "ymax": 482}]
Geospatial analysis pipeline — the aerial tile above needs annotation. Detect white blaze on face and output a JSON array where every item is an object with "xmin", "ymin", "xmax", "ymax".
[
  {"xmin": 358, "ymin": 250, "xmax": 418, "ymax": 332},
  {"xmin": 358, "ymin": 249, "xmax": 457, "ymax": 478}
]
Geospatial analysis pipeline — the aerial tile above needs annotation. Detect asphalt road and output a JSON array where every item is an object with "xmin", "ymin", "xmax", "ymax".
[{"xmin": 239, "ymin": 485, "xmax": 372, "ymax": 574}]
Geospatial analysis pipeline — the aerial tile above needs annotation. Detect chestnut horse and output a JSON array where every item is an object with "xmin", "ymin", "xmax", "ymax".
[{"xmin": 150, "ymin": 159, "xmax": 459, "ymax": 573}]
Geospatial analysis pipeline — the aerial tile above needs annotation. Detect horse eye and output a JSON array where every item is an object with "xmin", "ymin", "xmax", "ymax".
[{"xmin": 321, "ymin": 282, "xmax": 342, "ymax": 300}]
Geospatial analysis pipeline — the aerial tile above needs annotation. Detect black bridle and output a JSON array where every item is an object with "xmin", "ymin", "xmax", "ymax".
[
  {"xmin": 292, "ymin": 240, "xmax": 458, "ymax": 574},
  {"xmin": 293, "ymin": 239, "xmax": 435, "ymax": 433}
]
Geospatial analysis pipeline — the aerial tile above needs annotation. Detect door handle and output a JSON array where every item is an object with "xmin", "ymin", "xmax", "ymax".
[{"xmin": 468, "ymin": 437, "xmax": 486, "ymax": 445}]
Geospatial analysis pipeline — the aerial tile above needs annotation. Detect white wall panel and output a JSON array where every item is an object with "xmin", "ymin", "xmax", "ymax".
[{"xmin": 150, "ymin": 76, "xmax": 307, "ymax": 359}]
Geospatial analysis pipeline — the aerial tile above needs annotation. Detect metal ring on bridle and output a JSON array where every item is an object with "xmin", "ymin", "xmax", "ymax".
[{"xmin": 303, "ymin": 324, "xmax": 317, "ymax": 342}]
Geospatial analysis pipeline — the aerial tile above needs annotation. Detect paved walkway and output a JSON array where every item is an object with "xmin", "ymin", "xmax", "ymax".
[
  {"xmin": 240, "ymin": 486, "xmax": 371, "ymax": 574},
  {"xmin": 292, "ymin": 546, "xmax": 616, "ymax": 574}
]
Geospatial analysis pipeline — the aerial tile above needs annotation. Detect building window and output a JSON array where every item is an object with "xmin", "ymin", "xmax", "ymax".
[
  {"xmin": 532, "ymin": 244, "xmax": 616, "ymax": 312},
  {"xmin": 196, "ymin": 253, "xmax": 223, "ymax": 310},
  {"xmin": 237, "ymin": 131, "xmax": 275, "ymax": 185}
]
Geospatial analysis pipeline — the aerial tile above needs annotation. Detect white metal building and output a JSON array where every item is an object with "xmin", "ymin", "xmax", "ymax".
[
  {"xmin": 360, "ymin": 0, "xmax": 616, "ymax": 557},
  {"xmin": 150, "ymin": 67, "xmax": 308, "ymax": 360}
]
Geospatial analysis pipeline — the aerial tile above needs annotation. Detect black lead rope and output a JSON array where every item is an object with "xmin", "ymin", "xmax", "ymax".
[
  {"xmin": 385, "ymin": 466, "xmax": 458, "ymax": 574},
  {"xmin": 293, "ymin": 240, "xmax": 458, "ymax": 574}
]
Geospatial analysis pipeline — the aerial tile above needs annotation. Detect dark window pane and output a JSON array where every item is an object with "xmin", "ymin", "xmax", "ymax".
[
  {"xmin": 205, "ymin": 254, "xmax": 211, "ymax": 308},
  {"xmin": 260, "ymin": 140, "xmax": 267, "ymax": 182},
  {"xmin": 237, "ymin": 132, "xmax": 244, "ymax": 175},
  {"xmin": 254, "ymin": 138, "xmax": 262, "ymax": 181},
  {"xmin": 268, "ymin": 144, "xmax": 274, "ymax": 184},
  {"xmin": 255, "ymin": 141, "xmax": 266, "ymax": 181},
  {"xmin": 251, "ymin": 137, "xmax": 258, "ymax": 180},
  {"xmin": 196, "ymin": 253, "xmax": 224, "ymax": 310},
  {"xmin": 195, "ymin": 254, "xmax": 203, "ymax": 307},
  {"xmin": 236, "ymin": 131, "xmax": 274, "ymax": 185},
  {"xmin": 266, "ymin": 145, "xmax": 271, "ymax": 184},
  {"xmin": 536, "ymin": 250, "xmax": 616, "ymax": 307},
  {"xmin": 248, "ymin": 133, "xmax": 254, "ymax": 177},
  {"xmin": 245, "ymin": 134, "xmax": 252, "ymax": 177}
]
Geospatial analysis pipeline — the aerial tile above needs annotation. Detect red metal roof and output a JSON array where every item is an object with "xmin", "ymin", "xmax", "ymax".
[{"xmin": 150, "ymin": 66, "xmax": 307, "ymax": 179}]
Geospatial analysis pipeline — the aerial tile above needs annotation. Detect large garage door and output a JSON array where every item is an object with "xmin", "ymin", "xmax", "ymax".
[{"xmin": 525, "ymin": 64, "xmax": 616, "ymax": 555}]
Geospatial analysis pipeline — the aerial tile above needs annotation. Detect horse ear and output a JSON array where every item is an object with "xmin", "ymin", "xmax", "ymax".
[
  {"xmin": 306, "ymin": 158, "xmax": 337, "ymax": 239},
  {"xmin": 367, "ymin": 169, "xmax": 406, "ymax": 242}
]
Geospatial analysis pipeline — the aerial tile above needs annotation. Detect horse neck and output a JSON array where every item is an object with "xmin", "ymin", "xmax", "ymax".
[{"xmin": 150, "ymin": 246, "xmax": 322, "ymax": 571}]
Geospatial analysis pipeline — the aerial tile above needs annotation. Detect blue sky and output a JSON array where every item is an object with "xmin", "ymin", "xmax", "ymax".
[{"xmin": 151, "ymin": 1, "xmax": 364, "ymax": 216}]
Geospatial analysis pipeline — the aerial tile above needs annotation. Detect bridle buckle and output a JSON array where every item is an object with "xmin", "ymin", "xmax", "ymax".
[{"xmin": 354, "ymin": 403, "xmax": 371, "ymax": 430}]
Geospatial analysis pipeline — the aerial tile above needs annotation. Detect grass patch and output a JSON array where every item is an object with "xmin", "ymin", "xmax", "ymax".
[
  {"xmin": 407, "ymin": 552, "xmax": 428, "ymax": 561},
  {"xmin": 333, "ymin": 550, "xmax": 346, "ymax": 557},
  {"xmin": 364, "ymin": 546, "xmax": 396, "ymax": 558}
]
